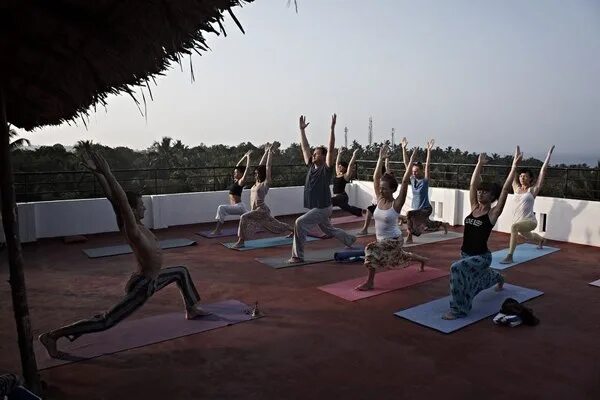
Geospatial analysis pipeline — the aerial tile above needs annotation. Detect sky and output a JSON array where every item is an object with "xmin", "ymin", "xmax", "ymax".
[{"xmin": 19, "ymin": 0, "xmax": 600, "ymax": 163}]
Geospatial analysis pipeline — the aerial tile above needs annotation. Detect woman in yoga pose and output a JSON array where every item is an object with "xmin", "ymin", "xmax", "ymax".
[
  {"xmin": 358, "ymin": 157, "xmax": 390, "ymax": 235},
  {"xmin": 234, "ymin": 143, "xmax": 293, "ymax": 248},
  {"xmin": 401, "ymin": 137, "xmax": 448, "ymax": 243},
  {"xmin": 442, "ymin": 147, "xmax": 522, "ymax": 320},
  {"xmin": 500, "ymin": 145, "xmax": 554, "ymax": 264},
  {"xmin": 211, "ymin": 151, "xmax": 252, "ymax": 235},
  {"xmin": 331, "ymin": 148, "xmax": 363, "ymax": 217},
  {"xmin": 356, "ymin": 144, "xmax": 428, "ymax": 291}
]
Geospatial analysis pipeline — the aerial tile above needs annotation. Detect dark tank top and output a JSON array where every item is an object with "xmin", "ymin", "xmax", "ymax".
[
  {"xmin": 229, "ymin": 181, "xmax": 243, "ymax": 197},
  {"xmin": 461, "ymin": 211, "xmax": 494, "ymax": 256},
  {"xmin": 333, "ymin": 176, "xmax": 348, "ymax": 195}
]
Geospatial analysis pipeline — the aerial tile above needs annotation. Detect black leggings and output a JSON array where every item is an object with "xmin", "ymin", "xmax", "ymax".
[{"xmin": 331, "ymin": 193, "xmax": 363, "ymax": 217}]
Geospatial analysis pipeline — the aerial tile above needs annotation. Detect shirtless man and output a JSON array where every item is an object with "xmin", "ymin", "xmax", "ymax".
[{"xmin": 39, "ymin": 149, "xmax": 210, "ymax": 358}]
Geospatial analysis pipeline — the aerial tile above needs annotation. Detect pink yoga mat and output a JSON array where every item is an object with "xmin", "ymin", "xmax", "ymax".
[
  {"xmin": 318, "ymin": 265, "xmax": 449, "ymax": 301},
  {"xmin": 35, "ymin": 299, "xmax": 257, "ymax": 370}
]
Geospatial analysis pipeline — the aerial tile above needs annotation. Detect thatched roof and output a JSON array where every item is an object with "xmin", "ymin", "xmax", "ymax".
[{"xmin": 0, "ymin": 0, "xmax": 252, "ymax": 131}]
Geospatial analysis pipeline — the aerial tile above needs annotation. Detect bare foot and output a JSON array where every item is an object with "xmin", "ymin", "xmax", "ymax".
[
  {"xmin": 355, "ymin": 281, "xmax": 374, "ymax": 291},
  {"xmin": 286, "ymin": 232, "xmax": 293, "ymax": 238},
  {"xmin": 442, "ymin": 311, "xmax": 458, "ymax": 320},
  {"xmin": 211, "ymin": 229, "xmax": 221, "ymax": 235},
  {"xmin": 443, "ymin": 222, "xmax": 449, "ymax": 234},
  {"xmin": 39, "ymin": 333, "xmax": 64, "ymax": 359},
  {"xmin": 186, "ymin": 306, "xmax": 213, "ymax": 320},
  {"xmin": 495, "ymin": 276, "xmax": 505, "ymax": 292},
  {"xmin": 357, "ymin": 229, "xmax": 368, "ymax": 235},
  {"xmin": 346, "ymin": 235, "xmax": 358, "ymax": 249},
  {"xmin": 287, "ymin": 257, "xmax": 304, "ymax": 264},
  {"xmin": 405, "ymin": 237, "xmax": 414, "ymax": 244},
  {"xmin": 418, "ymin": 261, "xmax": 425, "ymax": 272},
  {"xmin": 499, "ymin": 255, "xmax": 514, "ymax": 264},
  {"xmin": 232, "ymin": 241, "xmax": 245, "ymax": 248},
  {"xmin": 537, "ymin": 238, "xmax": 546, "ymax": 249}
]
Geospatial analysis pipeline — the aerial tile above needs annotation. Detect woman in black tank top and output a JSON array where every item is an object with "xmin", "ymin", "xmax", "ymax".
[
  {"xmin": 211, "ymin": 151, "xmax": 252, "ymax": 235},
  {"xmin": 331, "ymin": 148, "xmax": 363, "ymax": 217},
  {"xmin": 442, "ymin": 147, "xmax": 523, "ymax": 320}
]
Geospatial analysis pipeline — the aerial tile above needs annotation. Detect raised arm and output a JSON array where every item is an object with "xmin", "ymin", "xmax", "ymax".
[
  {"xmin": 425, "ymin": 139, "xmax": 434, "ymax": 180},
  {"xmin": 373, "ymin": 145, "xmax": 389, "ymax": 200},
  {"xmin": 469, "ymin": 153, "xmax": 488, "ymax": 211},
  {"xmin": 326, "ymin": 114, "xmax": 336, "ymax": 168},
  {"xmin": 401, "ymin": 137, "xmax": 409, "ymax": 168},
  {"xmin": 299, "ymin": 115, "xmax": 312, "ymax": 165},
  {"xmin": 265, "ymin": 145, "xmax": 274, "ymax": 187},
  {"xmin": 88, "ymin": 151, "xmax": 140, "ymax": 240},
  {"xmin": 394, "ymin": 150, "xmax": 417, "ymax": 212},
  {"xmin": 344, "ymin": 149, "xmax": 359, "ymax": 181},
  {"xmin": 81, "ymin": 157, "xmax": 124, "ymax": 230},
  {"xmin": 336, "ymin": 147, "xmax": 344, "ymax": 171},
  {"xmin": 531, "ymin": 145, "xmax": 554, "ymax": 197},
  {"xmin": 238, "ymin": 151, "xmax": 252, "ymax": 187},
  {"xmin": 259, "ymin": 143, "xmax": 270, "ymax": 166},
  {"xmin": 490, "ymin": 146, "xmax": 522, "ymax": 223}
]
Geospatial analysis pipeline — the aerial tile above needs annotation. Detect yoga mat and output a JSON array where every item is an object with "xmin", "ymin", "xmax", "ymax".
[
  {"xmin": 330, "ymin": 215, "xmax": 364, "ymax": 225},
  {"xmin": 83, "ymin": 238, "xmax": 196, "ymax": 258},
  {"xmin": 35, "ymin": 299, "xmax": 258, "ymax": 370},
  {"xmin": 394, "ymin": 284, "xmax": 543, "ymax": 334},
  {"xmin": 490, "ymin": 243, "xmax": 560, "ymax": 271},
  {"xmin": 255, "ymin": 248, "xmax": 355, "ymax": 269},
  {"xmin": 589, "ymin": 279, "xmax": 600, "ymax": 287},
  {"xmin": 319, "ymin": 265, "xmax": 449, "ymax": 301},
  {"xmin": 197, "ymin": 227, "xmax": 252, "ymax": 238},
  {"xmin": 222, "ymin": 235, "xmax": 319, "ymax": 251},
  {"xmin": 7, "ymin": 386, "xmax": 41, "ymax": 400},
  {"xmin": 403, "ymin": 230, "xmax": 462, "ymax": 248}
]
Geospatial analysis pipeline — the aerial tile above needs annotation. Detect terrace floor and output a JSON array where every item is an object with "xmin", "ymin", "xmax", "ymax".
[{"xmin": 1, "ymin": 213, "xmax": 600, "ymax": 399}]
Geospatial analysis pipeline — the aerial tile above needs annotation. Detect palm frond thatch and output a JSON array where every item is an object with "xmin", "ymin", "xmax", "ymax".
[{"xmin": 1, "ymin": 0, "xmax": 253, "ymax": 131}]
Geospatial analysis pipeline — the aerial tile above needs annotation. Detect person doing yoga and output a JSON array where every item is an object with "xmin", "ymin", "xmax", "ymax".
[
  {"xmin": 356, "ymin": 144, "xmax": 428, "ymax": 291},
  {"xmin": 211, "ymin": 151, "xmax": 252, "ymax": 235},
  {"xmin": 401, "ymin": 137, "xmax": 448, "ymax": 243},
  {"xmin": 39, "ymin": 149, "xmax": 211, "ymax": 359},
  {"xmin": 358, "ymin": 157, "xmax": 391, "ymax": 235},
  {"xmin": 331, "ymin": 147, "xmax": 363, "ymax": 217},
  {"xmin": 288, "ymin": 114, "xmax": 356, "ymax": 264},
  {"xmin": 500, "ymin": 145, "xmax": 554, "ymax": 264},
  {"xmin": 442, "ymin": 147, "xmax": 523, "ymax": 320},
  {"xmin": 233, "ymin": 143, "xmax": 293, "ymax": 248}
]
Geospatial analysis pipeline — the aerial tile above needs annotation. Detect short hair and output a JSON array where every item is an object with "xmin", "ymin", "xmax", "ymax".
[
  {"xmin": 518, "ymin": 168, "xmax": 535, "ymax": 179},
  {"xmin": 315, "ymin": 146, "xmax": 328, "ymax": 157},
  {"xmin": 235, "ymin": 165, "xmax": 246, "ymax": 174},
  {"xmin": 381, "ymin": 173, "xmax": 399, "ymax": 192},
  {"xmin": 125, "ymin": 191, "xmax": 142, "ymax": 210},
  {"xmin": 412, "ymin": 161, "xmax": 423, "ymax": 169},
  {"xmin": 338, "ymin": 161, "xmax": 349, "ymax": 169},
  {"xmin": 254, "ymin": 165, "xmax": 267, "ymax": 182},
  {"xmin": 477, "ymin": 182, "xmax": 502, "ymax": 202}
]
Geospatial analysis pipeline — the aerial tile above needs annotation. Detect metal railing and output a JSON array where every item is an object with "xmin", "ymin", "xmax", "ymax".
[
  {"xmin": 355, "ymin": 160, "xmax": 600, "ymax": 201},
  {"xmin": 12, "ymin": 162, "xmax": 600, "ymax": 202}
]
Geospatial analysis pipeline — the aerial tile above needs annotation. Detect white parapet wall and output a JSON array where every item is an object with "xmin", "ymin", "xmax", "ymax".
[{"xmin": 11, "ymin": 182, "xmax": 600, "ymax": 248}]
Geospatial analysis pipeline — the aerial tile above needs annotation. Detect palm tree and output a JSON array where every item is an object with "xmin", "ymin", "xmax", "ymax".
[{"xmin": 8, "ymin": 127, "xmax": 30, "ymax": 151}]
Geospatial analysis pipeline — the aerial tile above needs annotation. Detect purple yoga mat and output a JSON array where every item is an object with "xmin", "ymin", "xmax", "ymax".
[
  {"xmin": 318, "ymin": 265, "xmax": 449, "ymax": 301},
  {"xmin": 35, "ymin": 299, "xmax": 258, "ymax": 370}
]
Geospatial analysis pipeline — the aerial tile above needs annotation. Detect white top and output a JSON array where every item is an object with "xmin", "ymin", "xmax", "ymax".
[
  {"xmin": 374, "ymin": 203, "xmax": 402, "ymax": 241},
  {"xmin": 513, "ymin": 189, "xmax": 536, "ymax": 223}
]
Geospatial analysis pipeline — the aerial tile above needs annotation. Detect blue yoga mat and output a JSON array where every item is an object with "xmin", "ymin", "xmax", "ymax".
[
  {"xmin": 221, "ymin": 235, "xmax": 319, "ymax": 251},
  {"xmin": 394, "ymin": 284, "xmax": 543, "ymax": 334},
  {"xmin": 83, "ymin": 238, "xmax": 196, "ymax": 258},
  {"xmin": 490, "ymin": 243, "xmax": 559, "ymax": 270}
]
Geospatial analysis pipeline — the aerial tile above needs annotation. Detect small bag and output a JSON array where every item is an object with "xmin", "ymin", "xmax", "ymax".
[{"xmin": 499, "ymin": 298, "xmax": 540, "ymax": 326}]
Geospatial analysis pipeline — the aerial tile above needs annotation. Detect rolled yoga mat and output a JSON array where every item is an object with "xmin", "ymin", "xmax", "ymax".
[
  {"xmin": 255, "ymin": 247, "xmax": 358, "ymax": 269},
  {"xmin": 333, "ymin": 249, "xmax": 365, "ymax": 262},
  {"xmin": 83, "ymin": 238, "xmax": 196, "ymax": 258},
  {"xmin": 319, "ymin": 265, "xmax": 449, "ymax": 301},
  {"xmin": 35, "ymin": 299, "xmax": 259, "ymax": 370},
  {"xmin": 394, "ymin": 284, "xmax": 543, "ymax": 334},
  {"xmin": 490, "ymin": 243, "xmax": 560, "ymax": 271}
]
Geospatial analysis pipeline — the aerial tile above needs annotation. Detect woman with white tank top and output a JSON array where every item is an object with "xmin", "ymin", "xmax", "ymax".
[
  {"xmin": 500, "ymin": 145, "xmax": 554, "ymax": 264},
  {"xmin": 356, "ymin": 145, "xmax": 428, "ymax": 291}
]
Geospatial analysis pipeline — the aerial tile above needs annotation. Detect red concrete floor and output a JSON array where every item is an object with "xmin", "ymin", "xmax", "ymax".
[{"xmin": 1, "ymin": 214, "xmax": 600, "ymax": 399}]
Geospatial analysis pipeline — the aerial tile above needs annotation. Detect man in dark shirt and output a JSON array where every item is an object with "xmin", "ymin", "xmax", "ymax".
[{"xmin": 288, "ymin": 114, "xmax": 356, "ymax": 263}]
